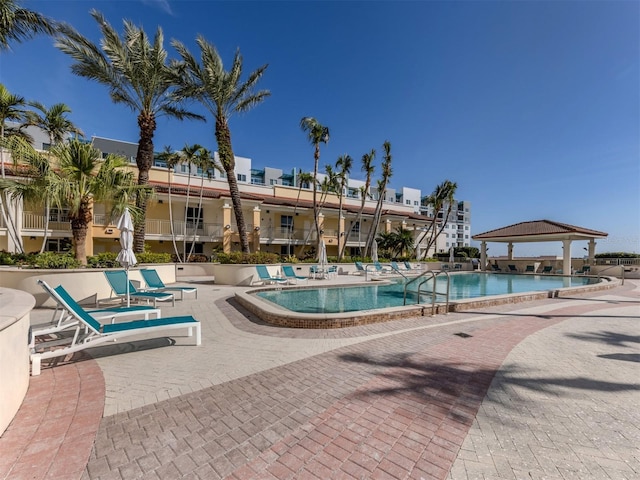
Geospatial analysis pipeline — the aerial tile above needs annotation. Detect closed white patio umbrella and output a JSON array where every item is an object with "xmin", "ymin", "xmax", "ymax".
[
  {"xmin": 318, "ymin": 238, "xmax": 328, "ymax": 270},
  {"xmin": 371, "ymin": 240, "xmax": 379, "ymax": 263},
  {"xmin": 116, "ymin": 208, "xmax": 137, "ymax": 307}
]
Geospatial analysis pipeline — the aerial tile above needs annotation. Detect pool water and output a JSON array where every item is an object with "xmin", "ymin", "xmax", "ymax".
[{"xmin": 256, "ymin": 273, "xmax": 597, "ymax": 314}]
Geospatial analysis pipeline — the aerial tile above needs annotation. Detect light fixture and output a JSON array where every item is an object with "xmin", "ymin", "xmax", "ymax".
[
  {"xmin": 158, "ymin": 199, "xmax": 164, "ymax": 204},
  {"xmin": 320, "ymin": 229, "xmax": 325, "ymax": 235},
  {"xmin": 225, "ymin": 224, "xmax": 231, "ymax": 230},
  {"xmin": 30, "ymin": 236, "xmax": 36, "ymax": 240},
  {"xmin": 254, "ymin": 226, "xmax": 260, "ymax": 231}
]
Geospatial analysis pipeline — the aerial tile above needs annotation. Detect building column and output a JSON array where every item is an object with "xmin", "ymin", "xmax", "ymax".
[
  {"xmin": 480, "ymin": 241, "xmax": 488, "ymax": 271},
  {"xmin": 385, "ymin": 219, "xmax": 392, "ymax": 233},
  {"xmin": 587, "ymin": 239, "xmax": 596, "ymax": 264},
  {"xmin": 222, "ymin": 203, "xmax": 232, "ymax": 254},
  {"xmin": 562, "ymin": 239, "xmax": 572, "ymax": 274},
  {"xmin": 338, "ymin": 214, "xmax": 346, "ymax": 255},
  {"xmin": 507, "ymin": 242, "xmax": 514, "ymax": 260},
  {"xmin": 85, "ymin": 199, "xmax": 94, "ymax": 257},
  {"xmin": 252, "ymin": 206, "xmax": 261, "ymax": 253}
]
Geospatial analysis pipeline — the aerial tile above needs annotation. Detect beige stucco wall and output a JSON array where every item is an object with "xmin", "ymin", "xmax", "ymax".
[{"xmin": 0, "ymin": 287, "xmax": 34, "ymax": 435}]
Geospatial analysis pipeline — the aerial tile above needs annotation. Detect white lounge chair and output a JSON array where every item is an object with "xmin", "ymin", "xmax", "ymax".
[
  {"xmin": 30, "ymin": 284, "xmax": 201, "ymax": 376},
  {"xmin": 33, "ymin": 280, "xmax": 161, "ymax": 338}
]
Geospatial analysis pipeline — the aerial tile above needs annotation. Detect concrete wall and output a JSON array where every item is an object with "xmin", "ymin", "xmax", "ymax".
[{"xmin": 0, "ymin": 288, "xmax": 34, "ymax": 435}]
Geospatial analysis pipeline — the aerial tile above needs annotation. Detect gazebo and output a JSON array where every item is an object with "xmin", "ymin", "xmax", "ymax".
[{"xmin": 472, "ymin": 220, "xmax": 608, "ymax": 273}]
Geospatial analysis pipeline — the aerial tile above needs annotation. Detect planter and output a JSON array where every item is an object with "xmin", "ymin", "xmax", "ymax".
[{"xmin": 210, "ymin": 263, "xmax": 283, "ymax": 286}]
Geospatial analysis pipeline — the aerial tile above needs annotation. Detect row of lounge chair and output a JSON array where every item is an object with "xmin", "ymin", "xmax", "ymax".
[{"xmin": 30, "ymin": 269, "xmax": 202, "ymax": 375}]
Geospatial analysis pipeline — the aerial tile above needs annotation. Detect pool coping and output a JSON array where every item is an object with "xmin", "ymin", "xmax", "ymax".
[{"xmin": 234, "ymin": 274, "xmax": 620, "ymax": 329}]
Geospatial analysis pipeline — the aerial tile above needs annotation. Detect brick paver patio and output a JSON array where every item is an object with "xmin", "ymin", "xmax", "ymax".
[{"xmin": 1, "ymin": 278, "xmax": 638, "ymax": 479}]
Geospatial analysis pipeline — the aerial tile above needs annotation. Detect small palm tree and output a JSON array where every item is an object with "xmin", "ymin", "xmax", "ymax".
[
  {"xmin": 335, "ymin": 154, "xmax": 352, "ymax": 261},
  {"xmin": 0, "ymin": 83, "xmax": 30, "ymax": 252},
  {"xmin": 172, "ymin": 35, "xmax": 270, "ymax": 254},
  {"xmin": 366, "ymin": 141, "xmax": 393, "ymax": 256},
  {"xmin": 0, "ymin": 0, "xmax": 59, "ymax": 51},
  {"xmin": 55, "ymin": 10, "xmax": 203, "ymax": 253},
  {"xmin": 415, "ymin": 180, "xmax": 458, "ymax": 259},
  {"xmin": 291, "ymin": 171, "xmax": 314, "ymax": 257},
  {"xmin": 300, "ymin": 117, "xmax": 329, "ymax": 254},
  {"xmin": 0, "ymin": 138, "xmax": 143, "ymax": 264},
  {"xmin": 25, "ymin": 101, "xmax": 83, "ymax": 252},
  {"xmin": 156, "ymin": 145, "xmax": 182, "ymax": 260},
  {"xmin": 350, "ymin": 149, "xmax": 375, "ymax": 257}
]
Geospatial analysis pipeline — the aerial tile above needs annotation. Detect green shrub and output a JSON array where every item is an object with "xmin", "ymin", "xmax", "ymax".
[
  {"xmin": 214, "ymin": 251, "xmax": 280, "ymax": 264},
  {"xmin": 87, "ymin": 252, "xmax": 119, "ymax": 268},
  {"xmin": 32, "ymin": 252, "xmax": 81, "ymax": 269},
  {"xmin": 137, "ymin": 252, "xmax": 172, "ymax": 264},
  {"xmin": 0, "ymin": 250, "xmax": 15, "ymax": 265}
]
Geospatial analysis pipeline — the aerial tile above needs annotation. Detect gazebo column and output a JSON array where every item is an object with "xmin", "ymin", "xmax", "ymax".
[
  {"xmin": 562, "ymin": 239, "xmax": 572, "ymax": 274},
  {"xmin": 507, "ymin": 242, "xmax": 514, "ymax": 260},
  {"xmin": 480, "ymin": 242, "xmax": 488, "ymax": 271},
  {"xmin": 587, "ymin": 239, "xmax": 596, "ymax": 264}
]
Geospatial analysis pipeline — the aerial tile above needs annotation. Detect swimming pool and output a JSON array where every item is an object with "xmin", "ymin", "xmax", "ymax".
[
  {"xmin": 255, "ymin": 273, "xmax": 598, "ymax": 313},
  {"xmin": 235, "ymin": 272, "xmax": 616, "ymax": 329}
]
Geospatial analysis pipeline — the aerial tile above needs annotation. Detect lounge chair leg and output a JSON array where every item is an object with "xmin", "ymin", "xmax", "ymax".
[{"xmin": 31, "ymin": 356, "xmax": 41, "ymax": 376}]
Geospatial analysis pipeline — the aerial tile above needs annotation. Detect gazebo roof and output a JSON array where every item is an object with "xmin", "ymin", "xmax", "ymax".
[{"xmin": 472, "ymin": 220, "xmax": 608, "ymax": 243}]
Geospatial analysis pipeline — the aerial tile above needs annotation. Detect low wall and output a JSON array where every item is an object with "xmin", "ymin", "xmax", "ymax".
[
  {"xmin": 0, "ymin": 288, "xmax": 34, "ymax": 435},
  {"xmin": 0, "ymin": 264, "xmax": 177, "ymax": 308}
]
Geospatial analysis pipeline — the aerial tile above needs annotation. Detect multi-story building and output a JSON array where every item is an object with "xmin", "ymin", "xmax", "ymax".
[
  {"xmin": 420, "ymin": 198, "xmax": 472, "ymax": 253},
  {"xmin": 0, "ymin": 135, "xmax": 472, "ymax": 259}
]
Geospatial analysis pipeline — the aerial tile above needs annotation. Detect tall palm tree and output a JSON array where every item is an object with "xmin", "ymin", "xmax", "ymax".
[
  {"xmin": 0, "ymin": 0, "xmax": 59, "ymax": 51},
  {"xmin": 172, "ymin": 35, "xmax": 270, "ymax": 254},
  {"xmin": 156, "ymin": 145, "xmax": 181, "ymax": 260},
  {"xmin": 187, "ymin": 146, "xmax": 218, "ymax": 261},
  {"xmin": 415, "ymin": 179, "xmax": 458, "ymax": 259},
  {"xmin": 300, "ymin": 117, "xmax": 329, "ymax": 255},
  {"xmin": 25, "ymin": 101, "xmax": 83, "ymax": 252},
  {"xmin": 290, "ymin": 171, "xmax": 313, "ymax": 257},
  {"xmin": 55, "ymin": 10, "xmax": 203, "ymax": 253},
  {"xmin": 348, "ymin": 149, "xmax": 375, "ymax": 258},
  {"xmin": 366, "ymin": 141, "xmax": 393, "ymax": 256},
  {"xmin": 25, "ymin": 102, "xmax": 83, "ymax": 145},
  {"xmin": 0, "ymin": 83, "xmax": 29, "ymax": 252},
  {"xmin": 0, "ymin": 138, "xmax": 142, "ymax": 264},
  {"xmin": 335, "ymin": 154, "xmax": 352, "ymax": 260},
  {"xmin": 177, "ymin": 143, "xmax": 203, "ymax": 262}
]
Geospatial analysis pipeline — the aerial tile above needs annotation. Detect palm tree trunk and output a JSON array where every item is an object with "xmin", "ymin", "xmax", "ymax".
[
  {"xmin": 167, "ymin": 167, "xmax": 181, "ymax": 262},
  {"xmin": 133, "ymin": 113, "xmax": 156, "ymax": 253},
  {"xmin": 183, "ymin": 166, "xmax": 193, "ymax": 262},
  {"xmin": 216, "ymin": 118, "xmax": 250, "ymax": 253}
]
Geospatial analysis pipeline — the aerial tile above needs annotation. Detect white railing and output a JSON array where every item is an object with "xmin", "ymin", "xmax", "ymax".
[{"xmin": 22, "ymin": 212, "xmax": 71, "ymax": 231}]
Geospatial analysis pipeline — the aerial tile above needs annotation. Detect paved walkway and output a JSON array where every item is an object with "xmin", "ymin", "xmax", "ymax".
[{"xmin": 1, "ymin": 278, "xmax": 638, "ymax": 479}]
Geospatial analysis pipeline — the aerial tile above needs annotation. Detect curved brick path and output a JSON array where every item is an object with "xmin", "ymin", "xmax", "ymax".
[{"xmin": 1, "ymin": 279, "xmax": 638, "ymax": 479}]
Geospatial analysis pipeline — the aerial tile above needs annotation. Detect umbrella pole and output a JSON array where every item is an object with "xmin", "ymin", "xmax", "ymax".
[{"xmin": 126, "ymin": 267, "xmax": 130, "ymax": 307}]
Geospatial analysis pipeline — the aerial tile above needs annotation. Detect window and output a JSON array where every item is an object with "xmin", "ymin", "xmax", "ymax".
[
  {"xmin": 414, "ymin": 201, "xmax": 419, "ymax": 206},
  {"xmin": 353, "ymin": 221, "xmax": 360, "ymax": 234},
  {"xmin": 46, "ymin": 238, "xmax": 72, "ymax": 253},
  {"xmin": 49, "ymin": 208, "xmax": 70, "ymax": 223},
  {"xmin": 281, "ymin": 245, "xmax": 293, "ymax": 255},
  {"xmin": 405, "ymin": 199, "xmax": 410, "ymax": 205},
  {"xmin": 237, "ymin": 173, "xmax": 247, "ymax": 182},
  {"xmin": 186, "ymin": 207, "xmax": 203, "ymax": 231},
  {"xmin": 280, "ymin": 215, "xmax": 293, "ymax": 234}
]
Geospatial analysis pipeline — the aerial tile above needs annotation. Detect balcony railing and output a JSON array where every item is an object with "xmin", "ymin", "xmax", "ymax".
[{"xmin": 23, "ymin": 212, "xmax": 71, "ymax": 231}]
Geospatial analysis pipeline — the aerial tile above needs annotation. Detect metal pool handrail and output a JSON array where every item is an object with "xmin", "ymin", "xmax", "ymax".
[{"xmin": 403, "ymin": 270, "xmax": 451, "ymax": 316}]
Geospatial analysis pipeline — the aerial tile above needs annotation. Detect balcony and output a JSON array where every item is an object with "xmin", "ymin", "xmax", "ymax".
[{"xmin": 23, "ymin": 212, "xmax": 71, "ymax": 232}]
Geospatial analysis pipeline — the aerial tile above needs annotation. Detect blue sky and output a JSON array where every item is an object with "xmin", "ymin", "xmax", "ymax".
[{"xmin": 2, "ymin": 0, "xmax": 639, "ymax": 256}]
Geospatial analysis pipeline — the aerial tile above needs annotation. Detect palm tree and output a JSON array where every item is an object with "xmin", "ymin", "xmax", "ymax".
[
  {"xmin": 55, "ymin": 10, "xmax": 203, "ymax": 253},
  {"xmin": 0, "ymin": 138, "xmax": 142, "ymax": 264},
  {"xmin": 0, "ymin": 83, "xmax": 29, "ymax": 252},
  {"xmin": 156, "ymin": 146, "xmax": 181, "ymax": 260},
  {"xmin": 335, "ymin": 154, "xmax": 352, "ymax": 260},
  {"xmin": 25, "ymin": 102, "xmax": 83, "ymax": 145},
  {"xmin": 187, "ymin": 147, "xmax": 218, "ymax": 261},
  {"xmin": 25, "ymin": 101, "xmax": 83, "ymax": 252},
  {"xmin": 172, "ymin": 35, "xmax": 270, "ymax": 254},
  {"xmin": 0, "ymin": 0, "xmax": 59, "ymax": 51},
  {"xmin": 300, "ymin": 117, "xmax": 329, "ymax": 255},
  {"xmin": 177, "ymin": 143, "xmax": 203, "ymax": 262},
  {"xmin": 366, "ymin": 141, "xmax": 393, "ymax": 256},
  {"xmin": 291, "ymin": 171, "xmax": 313, "ymax": 257},
  {"xmin": 349, "ymin": 149, "xmax": 375, "ymax": 258},
  {"xmin": 415, "ymin": 180, "xmax": 458, "ymax": 259}
]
